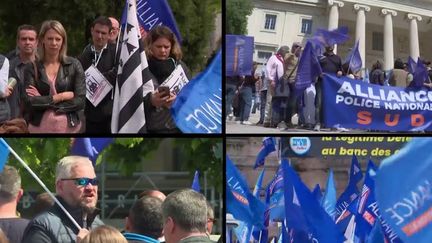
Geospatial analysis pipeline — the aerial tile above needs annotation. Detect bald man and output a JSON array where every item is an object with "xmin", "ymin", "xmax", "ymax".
[{"xmin": 108, "ymin": 17, "xmax": 119, "ymax": 44}]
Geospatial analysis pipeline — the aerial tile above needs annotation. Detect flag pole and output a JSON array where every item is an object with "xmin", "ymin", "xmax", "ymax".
[{"xmin": 4, "ymin": 142, "xmax": 82, "ymax": 230}]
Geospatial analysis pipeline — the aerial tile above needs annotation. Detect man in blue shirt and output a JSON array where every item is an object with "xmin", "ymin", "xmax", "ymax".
[{"xmin": 123, "ymin": 196, "xmax": 164, "ymax": 243}]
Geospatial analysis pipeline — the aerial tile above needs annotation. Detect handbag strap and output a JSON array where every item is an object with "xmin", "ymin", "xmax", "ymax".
[{"xmin": 287, "ymin": 59, "xmax": 299, "ymax": 80}]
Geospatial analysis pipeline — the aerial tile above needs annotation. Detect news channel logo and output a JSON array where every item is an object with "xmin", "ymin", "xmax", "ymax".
[{"xmin": 289, "ymin": 137, "xmax": 311, "ymax": 155}]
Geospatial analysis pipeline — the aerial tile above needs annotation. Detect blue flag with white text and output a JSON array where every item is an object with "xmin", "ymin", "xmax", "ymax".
[
  {"xmin": 312, "ymin": 184, "xmax": 323, "ymax": 203},
  {"xmin": 70, "ymin": 138, "xmax": 113, "ymax": 165},
  {"xmin": 226, "ymin": 156, "xmax": 266, "ymax": 228},
  {"xmin": 122, "ymin": 0, "xmax": 182, "ymax": 43},
  {"xmin": 254, "ymin": 137, "xmax": 276, "ymax": 169},
  {"xmin": 171, "ymin": 50, "xmax": 222, "ymax": 133},
  {"xmin": 375, "ymin": 138, "xmax": 432, "ymax": 243},
  {"xmin": 267, "ymin": 166, "xmax": 285, "ymax": 221},
  {"xmin": 0, "ymin": 138, "xmax": 10, "ymax": 172}
]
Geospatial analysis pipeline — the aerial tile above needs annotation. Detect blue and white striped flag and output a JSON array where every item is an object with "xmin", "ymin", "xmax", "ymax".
[{"xmin": 112, "ymin": 0, "xmax": 154, "ymax": 133}]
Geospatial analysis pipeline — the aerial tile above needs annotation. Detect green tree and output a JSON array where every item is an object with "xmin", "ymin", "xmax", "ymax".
[
  {"xmin": 226, "ymin": 0, "xmax": 253, "ymax": 34},
  {"xmin": 0, "ymin": 0, "xmax": 220, "ymax": 74},
  {"xmin": 3, "ymin": 138, "xmax": 222, "ymax": 193}
]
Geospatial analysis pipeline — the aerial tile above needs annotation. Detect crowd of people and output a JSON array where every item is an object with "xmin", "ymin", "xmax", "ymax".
[
  {"xmin": 0, "ymin": 16, "xmax": 190, "ymax": 133},
  {"xmin": 0, "ymin": 156, "xmax": 220, "ymax": 243},
  {"xmin": 226, "ymin": 43, "xmax": 432, "ymax": 132}
]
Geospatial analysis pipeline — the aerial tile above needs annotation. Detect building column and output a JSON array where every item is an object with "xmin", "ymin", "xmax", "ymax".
[
  {"xmin": 328, "ymin": 0, "xmax": 344, "ymax": 53},
  {"xmin": 353, "ymin": 4, "xmax": 370, "ymax": 73},
  {"xmin": 381, "ymin": 9, "xmax": 397, "ymax": 71},
  {"xmin": 407, "ymin": 13, "xmax": 422, "ymax": 61}
]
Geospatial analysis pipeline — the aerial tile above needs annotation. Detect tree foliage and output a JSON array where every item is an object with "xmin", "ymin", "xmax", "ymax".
[
  {"xmin": 0, "ymin": 0, "xmax": 220, "ymax": 74},
  {"xmin": 226, "ymin": 0, "xmax": 253, "ymax": 35},
  {"xmin": 4, "ymin": 138, "xmax": 223, "ymax": 193}
]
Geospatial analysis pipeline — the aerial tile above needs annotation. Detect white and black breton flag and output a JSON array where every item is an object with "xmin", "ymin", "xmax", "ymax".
[{"xmin": 111, "ymin": 0, "xmax": 154, "ymax": 133}]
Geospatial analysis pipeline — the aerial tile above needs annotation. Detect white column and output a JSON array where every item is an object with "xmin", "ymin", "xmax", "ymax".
[
  {"xmin": 381, "ymin": 9, "xmax": 397, "ymax": 71},
  {"xmin": 353, "ymin": 4, "xmax": 370, "ymax": 73},
  {"xmin": 407, "ymin": 13, "xmax": 422, "ymax": 61},
  {"xmin": 328, "ymin": 0, "xmax": 344, "ymax": 53}
]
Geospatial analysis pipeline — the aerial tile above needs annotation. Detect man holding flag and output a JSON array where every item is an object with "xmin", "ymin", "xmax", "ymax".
[{"xmin": 22, "ymin": 156, "xmax": 104, "ymax": 242}]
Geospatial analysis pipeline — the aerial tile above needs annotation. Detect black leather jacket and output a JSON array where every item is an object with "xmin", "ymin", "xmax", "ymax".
[{"xmin": 22, "ymin": 56, "xmax": 86, "ymax": 127}]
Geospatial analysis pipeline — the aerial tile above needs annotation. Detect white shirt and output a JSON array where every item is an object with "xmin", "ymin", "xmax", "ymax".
[
  {"xmin": 265, "ymin": 54, "xmax": 284, "ymax": 82},
  {"xmin": 0, "ymin": 57, "xmax": 9, "ymax": 98}
]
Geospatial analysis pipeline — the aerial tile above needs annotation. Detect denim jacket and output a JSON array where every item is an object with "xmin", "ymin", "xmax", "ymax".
[{"xmin": 22, "ymin": 56, "xmax": 85, "ymax": 127}]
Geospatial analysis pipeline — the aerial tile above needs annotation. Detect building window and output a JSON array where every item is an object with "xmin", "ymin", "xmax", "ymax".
[
  {"xmin": 258, "ymin": 51, "xmax": 273, "ymax": 61},
  {"xmin": 264, "ymin": 14, "xmax": 277, "ymax": 30},
  {"xmin": 372, "ymin": 32, "xmax": 383, "ymax": 51},
  {"xmin": 301, "ymin": 19, "xmax": 313, "ymax": 35}
]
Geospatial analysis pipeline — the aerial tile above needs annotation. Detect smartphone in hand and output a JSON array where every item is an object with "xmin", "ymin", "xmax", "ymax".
[{"xmin": 157, "ymin": 86, "xmax": 170, "ymax": 98}]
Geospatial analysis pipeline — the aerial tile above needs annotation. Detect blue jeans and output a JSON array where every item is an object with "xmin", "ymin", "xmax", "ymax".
[
  {"xmin": 225, "ymin": 83, "xmax": 236, "ymax": 117},
  {"xmin": 239, "ymin": 86, "xmax": 253, "ymax": 121}
]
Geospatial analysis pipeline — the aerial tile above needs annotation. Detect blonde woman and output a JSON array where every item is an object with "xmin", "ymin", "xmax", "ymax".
[
  {"xmin": 78, "ymin": 225, "xmax": 127, "ymax": 243},
  {"xmin": 23, "ymin": 20, "xmax": 85, "ymax": 133}
]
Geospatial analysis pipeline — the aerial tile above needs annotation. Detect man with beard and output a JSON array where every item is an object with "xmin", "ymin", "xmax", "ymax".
[{"xmin": 22, "ymin": 156, "xmax": 103, "ymax": 243}]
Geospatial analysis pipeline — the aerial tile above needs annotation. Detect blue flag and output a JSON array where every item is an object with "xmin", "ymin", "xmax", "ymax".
[
  {"xmin": 375, "ymin": 138, "xmax": 432, "ymax": 243},
  {"xmin": 313, "ymin": 26, "xmax": 350, "ymax": 47},
  {"xmin": 411, "ymin": 58, "xmax": 428, "ymax": 88},
  {"xmin": 321, "ymin": 169, "xmax": 337, "ymax": 220},
  {"xmin": 171, "ymin": 50, "xmax": 222, "ymax": 133},
  {"xmin": 70, "ymin": 138, "xmax": 113, "ymax": 165},
  {"xmin": 344, "ymin": 40, "xmax": 362, "ymax": 73},
  {"xmin": 281, "ymin": 159, "xmax": 345, "ymax": 242},
  {"xmin": 407, "ymin": 56, "xmax": 417, "ymax": 74},
  {"xmin": 191, "ymin": 170, "xmax": 200, "ymax": 192},
  {"xmin": 253, "ymin": 168, "xmax": 265, "ymax": 197},
  {"xmin": 295, "ymin": 41, "xmax": 322, "ymax": 95},
  {"xmin": 335, "ymin": 155, "xmax": 363, "ymax": 219},
  {"xmin": 226, "ymin": 156, "xmax": 266, "ymax": 228},
  {"xmin": 254, "ymin": 137, "xmax": 276, "ymax": 169},
  {"xmin": 0, "ymin": 138, "xmax": 10, "ymax": 173},
  {"xmin": 363, "ymin": 68, "xmax": 370, "ymax": 83},
  {"xmin": 312, "ymin": 183, "xmax": 323, "ymax": 203},
  {"xmin": 225, "ymin": 35, "xmax": 254, "ymax": 76},
  {"xmin": 366, "ymin": 221, "xmax": 385, "ymax": 243},
  {"xmin": 121, "ymin": 0, "xmax": 182, "ymax": 43},
  {"xmin": 267, "ymin": 166, "xmax": 285, "ymax": 221},
  {"xmin": 355, "ymin": 160, "xmax": 378, "ymax": 241}
]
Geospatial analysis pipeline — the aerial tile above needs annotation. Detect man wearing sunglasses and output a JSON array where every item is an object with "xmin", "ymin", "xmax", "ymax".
[{"xmin": 22, "ymin": 156, "xmax": 104, "ymax": 243}]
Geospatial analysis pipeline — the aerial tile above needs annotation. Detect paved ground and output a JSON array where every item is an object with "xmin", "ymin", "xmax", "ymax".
[{"xmin": 226, "ymin": 111, "xmax": 369, "ymax": 134}]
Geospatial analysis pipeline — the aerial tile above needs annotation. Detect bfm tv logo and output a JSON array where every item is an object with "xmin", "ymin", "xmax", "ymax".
[{"xmin": 289, "ymin": 137, "xmax": 311, "ymax": 155}]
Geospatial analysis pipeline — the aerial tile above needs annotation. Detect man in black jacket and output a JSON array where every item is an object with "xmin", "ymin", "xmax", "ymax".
[
  {"xmin": 22, "ymin": 156, "xmax": 104, "ymax": 243},
  {"xmin": 78, "ymin": 16, "xmax": 117, "ymax": 133}
]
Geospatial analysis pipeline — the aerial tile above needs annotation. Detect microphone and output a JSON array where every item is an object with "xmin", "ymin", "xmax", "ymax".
[{"xmin": 8, "ymin": 77, "xmax": 17, "ymax": 89}]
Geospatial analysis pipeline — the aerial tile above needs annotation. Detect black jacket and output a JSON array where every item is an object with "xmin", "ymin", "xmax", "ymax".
[
  {"xmin": 22, "ymin": 56, "xmax": 86, "ymax": 127},
  {"xmin": 22, "ymin": 197, "xmax": 104, "ymax": 243},
  {"xmin": 78, "ymin": 43, "xmax": 117, "ymax": 123}
]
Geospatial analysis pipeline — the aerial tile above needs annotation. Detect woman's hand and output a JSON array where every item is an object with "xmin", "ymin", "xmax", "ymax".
[
  {"xmin": 163, "ymin": 92, "xmax": 177, "ymax": 108},
  {"xmin": 26, "ymin": 85, "xmax": 41, "ymax": 97},
  {"xmin": 53, "ymin": 91, "xmax": 74, "ymax": 103},
  {"xmin": 151, "ymin": 90, "xmax": 169, "ymax": 108}
]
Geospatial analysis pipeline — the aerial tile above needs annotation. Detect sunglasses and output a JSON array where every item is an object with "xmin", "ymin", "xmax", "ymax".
[{"xmin": 61, "ymin": 177, "xmax": 99, "ymax": 186}]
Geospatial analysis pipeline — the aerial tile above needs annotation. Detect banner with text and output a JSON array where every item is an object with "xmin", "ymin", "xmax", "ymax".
[
  {"xmin": 281, "ymin": 137, "xmax": 411, "ymax": 160},
  {"xmin": 323, "ymin": 74, "xmax": 432, "ymax": 131}
]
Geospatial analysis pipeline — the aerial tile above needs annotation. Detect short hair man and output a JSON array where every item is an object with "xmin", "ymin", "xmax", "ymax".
[
  {"xmin": 22, "ymin": 156, "xmax": 104, "ymax": 243},
  {"xmin": 162, "ymin": 189, "xmax": 212, "ymax": 243},
  {"xmin": 78, "ymin": 16, "xmax": 117, "ymax": 133},
  {"xmin": 139, "ymin": 189, "xmax": 166, "ymax": 201},
  {"xmin": 8, "ymin": 24, "xmax": 38, "ymax": 119},
  {"xmin": 109, "ymin": 17, "xmax": 120, "ymax": 44},
  {"xmin": 124, "ymin": 196, "xmax": 164, "ymax": 243},
  {"xmin": 0, "ymin": 165, "xmax": 29, "ymax": 242}
]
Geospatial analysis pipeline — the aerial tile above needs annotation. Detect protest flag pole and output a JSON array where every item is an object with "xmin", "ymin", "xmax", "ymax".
[{"xmin": 3, "ymin": 141, "xmax": 82, "ymax": 231}]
